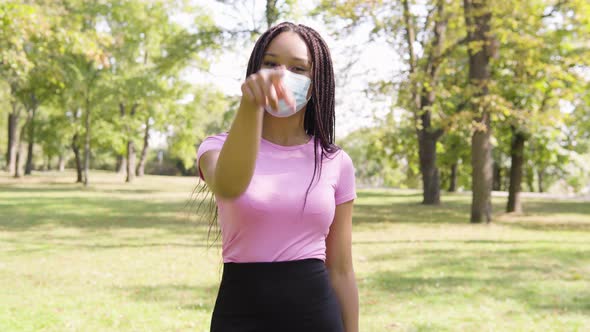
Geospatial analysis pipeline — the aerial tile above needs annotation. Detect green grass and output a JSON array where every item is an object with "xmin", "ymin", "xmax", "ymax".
[{"xmin": 1, "ymin": 171, "xmax": 589, "ymax": 331}]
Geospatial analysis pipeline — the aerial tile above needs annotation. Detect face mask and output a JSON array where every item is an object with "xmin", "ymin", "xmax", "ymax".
[{"xmin": 264, "ymin": 70, "xmax": 311, "ymax": 118}]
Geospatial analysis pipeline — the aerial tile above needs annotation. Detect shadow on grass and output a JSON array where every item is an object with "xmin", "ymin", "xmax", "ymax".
[
  {"xmin": 3, "ymin": 241, "xmax": 221, "ymax": 255},
  {"xmin": 0, "ymin": 195, "xmax": 207, "ymax": 233},
  {"xmin": 354, "ymin": 191, "xmax": 590, "ymax": 231},
  {"xmin": 357, "ymin": 190, "xmax": 422, "ymax": 199},
  {"xmin": 524, "ymin": 200, "xmax": 590, "ymax": 214},
  {"xmin": 366, "ymin": 246, "xmax": 590, "ymax": 314},
  {"xmin": 353, "ymin": 200, "xmax": 475, "ymax": 224},
  {"xmin": 354, "ymin": 239, "xmax": 590, "ymax": 246},
  {"xmin": 116, "ymin": 283, "xmax": 219, "ymax": 312},
  {"xmin": 499, "ymin": 220, "xmax": 590, "ymax": 231},
  {"xmin": 0, "ymin": 184, "xmax": 160, "ymax": 194},
  {"xmin": 496, "ymin": 201, "xmax": 590, "ymax": 231}
]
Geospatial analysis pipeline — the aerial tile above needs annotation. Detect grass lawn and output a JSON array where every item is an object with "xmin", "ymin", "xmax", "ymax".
[{"xmin": 1, "ymin": 170, "xmax": 589, "ymax": 331}]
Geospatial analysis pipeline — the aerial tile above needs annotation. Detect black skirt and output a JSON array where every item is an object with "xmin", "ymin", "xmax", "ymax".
[{"xmin": 210, "ymin": 258, "xmax": 344, "ymax": 332}]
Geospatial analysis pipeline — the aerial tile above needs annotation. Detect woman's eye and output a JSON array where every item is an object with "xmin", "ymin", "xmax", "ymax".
[
  {"xmin": 263, "ymin": 61, "xmax": 277, "ymax": 67},
  {"xmin": 294, "ymin": 67, "xmax": 306, "ymax": 72}
]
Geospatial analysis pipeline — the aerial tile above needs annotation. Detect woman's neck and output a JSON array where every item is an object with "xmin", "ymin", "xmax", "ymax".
[{"xmin": 261, "ymin": 111, "xmax": 310, "ymax": 146}]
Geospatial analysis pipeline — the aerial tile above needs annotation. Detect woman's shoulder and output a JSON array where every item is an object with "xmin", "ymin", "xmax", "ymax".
[
  {"xmin": 201, "ymin": 132, "xmax": 229, "ymax": 144},
  {"xmin": 318, "ymin": 145, "xmax": 354, "ymax": 171},
  {"xmin": 206, "ymin": 131, "xmax": 229, "ymax": 140},
  {"xmin": 335, "ymin": 148, "xmax": 354, "ymax": 169},
  {"xmin": 323, "ymin": 144, "xmax": 352, "ymax": 162},
  {"xmin": 197, "ymin": 132, "xmax": 229, "ymax": 157}
]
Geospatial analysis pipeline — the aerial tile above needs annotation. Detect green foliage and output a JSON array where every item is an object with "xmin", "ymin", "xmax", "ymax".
[
  {"xmin": 1, "ymin": 0, "xmax": 589, "ymax": 190},
  {"xmin": 340, "ymin": 111, "xmax": 420, "ymax": 188},
  {"xmin": 320, "ymin": 0, "xmax": 590, "ymax": 194},
  {"xmin": 0, "ymin": 0, "xmax": 222, "ymax": 178},
  {"xmin": 0, "ymin": 2, "xmax": 38, "ymax": 83},
  {"xmin": 167, "ymin": 86, "xmax": 234, "ymax": 170},
  {"xmin": 438, "ymin": 130, "xmax": 472, "ymax": 190}
]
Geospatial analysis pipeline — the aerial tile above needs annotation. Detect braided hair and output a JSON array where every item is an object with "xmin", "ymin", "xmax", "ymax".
[{"xmin": 193, "ymin": 22, "xmax": 340, "ymax": 246}]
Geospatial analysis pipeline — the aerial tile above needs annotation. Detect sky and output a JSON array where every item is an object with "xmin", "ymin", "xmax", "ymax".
[{"xmin": 176, "ymin": 0, "xmax": 404, "ymax": 139}]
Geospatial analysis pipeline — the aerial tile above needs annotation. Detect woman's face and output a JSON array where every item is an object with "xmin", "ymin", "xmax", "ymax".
[{"xmin": 261, "ymin": 31, "xmax": 313, "ymax": 99}]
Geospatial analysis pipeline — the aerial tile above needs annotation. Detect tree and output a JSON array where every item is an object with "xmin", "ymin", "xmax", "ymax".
[
  {"xmin": 439, "ymin": 129, "xmax": 471, "ymax": 192},
  {"xmin": 318, "ymin": 0, "xmax": 468, "ymax": 205},
  {"xmin": 400, "ymin": 0, "xmax": 447, "ymax": 205},
  {"xmin": 463, "ymin": 0, "xmax": 495, "ymax": 223},
  {"xmin": 491, "ymin": 0, "xmax": 590, "ymax": 212},
  {"xmin": 36, "ymin": 107, "xmax": 74, "ymax": 172},
  {"xmin": 0, "ymin": 3, "xmax": 37, "ymax": 174},
  {"xmin": 102, "ymin": 0, "xmax": 220, "ymax": 182},
  {"xmin": 339, "ymin": 109, "xmax": 422, "ymax": 189},
  {"xmin": 17, "ymin": 29, "xmax": 63, "ymax": 176},
  {"xmin": 167, "ymin": 86, "xmax": 232, "ymax": 173}
]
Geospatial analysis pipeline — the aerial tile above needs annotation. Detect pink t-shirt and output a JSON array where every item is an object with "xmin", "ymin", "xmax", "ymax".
[{"xmin": 196, "ymin": 133, "xmax": 357, "ymax": 263}]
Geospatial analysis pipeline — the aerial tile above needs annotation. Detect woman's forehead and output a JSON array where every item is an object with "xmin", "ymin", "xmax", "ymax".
[{"xmin": 265, "ymin": 31, "xmax": 311, "ymax": 64}]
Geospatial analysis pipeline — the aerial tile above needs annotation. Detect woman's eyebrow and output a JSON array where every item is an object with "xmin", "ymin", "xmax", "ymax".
[{"xmin": 264, "ymin": 53, "xmax": 310, "ymax": 65}]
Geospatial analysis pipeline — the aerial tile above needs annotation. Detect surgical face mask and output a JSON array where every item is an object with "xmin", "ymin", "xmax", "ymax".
[{"xmin": 264, "ymin": 70, "xmax": 311, "ymax": 118}]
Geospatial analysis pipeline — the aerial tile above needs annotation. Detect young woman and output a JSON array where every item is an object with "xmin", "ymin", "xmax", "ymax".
[{"xmin": 197, "ymin": 22, "xmax": 358, "ymax": 332}]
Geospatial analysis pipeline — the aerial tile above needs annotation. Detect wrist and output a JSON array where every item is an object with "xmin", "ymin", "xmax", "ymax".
[{"xmin": 239, "ymin": 98, "xmax": 263, "ymax": 114}]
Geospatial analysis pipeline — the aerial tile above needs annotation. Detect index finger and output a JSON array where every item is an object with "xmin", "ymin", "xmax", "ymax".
[
  {"xmin": 268, "ymin": 68, "xmax": 295, "ymax": 109},
  {"xmin": 267, "ymin": 66, "xmax": 286, "ymax": 83},
  {"xmin": 274, "ymin": 80, "xmax": 295, "ymax": 111}
]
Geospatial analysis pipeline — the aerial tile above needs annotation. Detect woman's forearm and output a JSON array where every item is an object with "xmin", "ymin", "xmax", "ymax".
[
  {"xmin": 214, "ymin": 100, "xmax": 263, "ymax": 199},
  {"xmin": 329, "ymin": 270, "xmax": 359, "ymax": 332}
]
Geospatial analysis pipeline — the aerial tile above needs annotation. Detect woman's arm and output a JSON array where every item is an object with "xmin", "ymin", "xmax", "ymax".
[
  {"xmin": 326, "ymin": 200, "xmax": 359, "ymax": 332},
  {"xmin": 203, "ymin": 98, "xmax": 263, "ymax": 198},
  {"xmin": 200, "ymin": 67, "xmax": 293, "ymax": 198}
]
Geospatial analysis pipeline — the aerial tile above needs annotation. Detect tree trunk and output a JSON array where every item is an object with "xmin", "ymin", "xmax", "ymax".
[
  {"xmin": 464, "ymin": 0, "xmax": 494, "ymax": 223},
  {"xmin": 537, "ymin": 169, "xmax": 545, "ymax": 193},
  {"xmin": 507, "ymin": 129, "xmax": 526, "ymax": 213},
  {"xmin": 126, "ymin": 140, "xmax": 136, "ymax": 183},
  {"xmin": 71, "ymin": 108, "xmax": 83, "ymax": 183},
  {"xmin": 120, "ymin": 102, "xmax": 139, "ymax": 181},
  {"xmin": 116, "ymin": 154, "xmax": 127, "ymax": 174},
  {"xmin": 471, "ymin": 126, "xmax": 493, "ymax": 222},
  {"xmin": 403, "ymin": 0, "xmax": 447, "ymax": 205},
  {"xmin": 504, "ymin": 169, "xmax": 510, "ymax": 193},
  {"xmin": 6, "ymin": 103, "xmax": 20, "ymax": 173},
  {"xmin": 136, "ymin": 117, "xmax": 150, "ymax": 177},
  {"xmin": 72, "ymin": 133, "xmax": 83, "ymax": 183},
  {"xmin": 266, "ymin": 0, "xmax": 279, "ymax": 29},
  {"xmin": 117, "ymin": 102, "xmax": 127, "ymax": 175},
  {"xmin": 58, "ymin": 153, "xmax": 65, "ymax": 172},
  {"xmin": 493, "ymin": 161, "xmax": 502, "ymax": 191},
  {"xmin": 525, "ymin": 164, "xmax": 535, "ymax": 192},
  {"xmin": 44, "ymin": 154, "xmax": 51, "ymax": 171},
  {"xmin": 14, "ymin": 143, "xmax": 23, "ymax": 178},
  {"xmin": 14, "ymin": 119, "xmax": 28, "ymax": 178},
  {"xmin": 24, "ymin": 96, "xmax": 38, "ymax": 175},
  {"xmin": 83, "ymin": 95, "xmax": 91, "ymax": 186},
  {"xmin": 449, "ymin": 163, "xmax": 458, "ymax": 192},
  {"xmin": 419, "ymin": 132, "xmax": 441, "ymax": 204}
]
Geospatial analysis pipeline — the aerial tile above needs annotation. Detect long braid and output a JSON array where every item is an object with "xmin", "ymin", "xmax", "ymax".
[{"xmin": 296, "ymin": 25, "xmax": 339, "ymax": 210}]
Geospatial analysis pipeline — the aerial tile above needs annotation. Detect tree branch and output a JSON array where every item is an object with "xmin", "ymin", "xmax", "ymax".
[
  {"xmin": 419, "ymin": 5, "xmax": 437, "ymax": 51},
  {"xmin": 402, "ymin": 0, "xmax": 417, "ymax": 73},
  {"xmin": 542, "ymin": 0, "xmax": 568, "ymax": 18},
  {"xmin": 432, "ymin": 37, "xmax": 468, "ymax": 67}
]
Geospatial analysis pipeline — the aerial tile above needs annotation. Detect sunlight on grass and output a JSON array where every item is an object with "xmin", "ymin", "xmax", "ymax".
[{"xmin": 1, "ymin": 171, "xmax": 589, "ymax": 331}]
